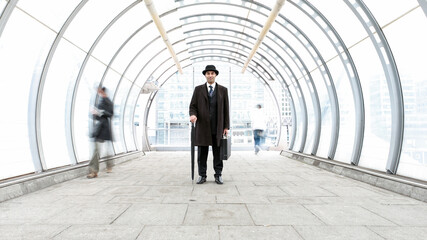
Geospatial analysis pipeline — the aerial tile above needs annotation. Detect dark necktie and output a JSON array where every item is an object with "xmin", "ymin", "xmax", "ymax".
[{"xmin": 209, "ymin": 86, "xmax": 213, "ymax": 97}]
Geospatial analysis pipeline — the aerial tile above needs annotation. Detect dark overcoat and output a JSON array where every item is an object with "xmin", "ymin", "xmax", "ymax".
[
  {"xmin": 189, "ymin": 83, "xmax": 230, "ymax": 147},
  {"xmin": 91, "ymin": 96, "xmax": 114, "ymax": 141}
]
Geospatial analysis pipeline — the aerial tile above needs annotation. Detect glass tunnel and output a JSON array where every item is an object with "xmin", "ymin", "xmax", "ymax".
[{"xmin": 0, "ymin": 0, "xmax": 427, "ymax": 184}]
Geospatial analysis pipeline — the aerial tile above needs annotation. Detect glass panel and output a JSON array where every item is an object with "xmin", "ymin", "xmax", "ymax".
[
  {"xmin": 328, "ymin": 58, "xmax": 355, "ymax": 163},
  {"xmin": 0, "ymin": 0, "xmax": 7, "ymax": 15},
  {"xmin": 269, "ymin": 24, "xmax": 318, "ymax": 73},
  {"xmin": 111, "ymin": 24, "xmax": 158, "ymax": 74},
  {"xmin": 147, "ymin": 64, "xmax": 280, "ymax": 149},
  {"xmin": 310, "ymin": 0, "xmax": 366, "ymax": 48},
  {"xmin": 74, "ymin": 57, "xmax": 109, "ymax": 162},
  {"xmin": 177, "ymin": 3, "xmax": 257, "ymax": 21},
  {"xmin": 0, "ymin": 9, "xmax": 54, "ymax": 179},
  {"xmin": 17, "ymin": 0, "xmax": 81, "ymax": 32},
  {"xmin": 134, "ymin": 94, "xmax": 149, "ymax": 150},
  {"xmin": 182, "ymin": 20, "xmax": 261, "ymax": 37},
  {"xmin": 112, "ymin": 79, "xmax": 132, "ymax": 153},
  {"xmin": 386, "ymin": 8, "xmax": 427, "ymax": 181},
  {"xmin": 350, "ymin": 39, "xmax": 390, "ymax": 171},
  {"xmin": 41, "ymin": 40, "xmax": 85, "ymax": 169},
  {"xmin": 288, "ymin": 84, "xmax": 303, "ymax": 151},
  {"xmin": 134, "ymin": 51, "xmax": 174, "ymax": 87},
  {"xmin": 92, "ymin": 4, "xmax": 150, "ymax": 64},
  {"xmin": 282, "ymin": 2, "xmax": 337, "ymax": 62},
  {"xmin": 64, "ymin": 0, "xmax": 134, "ymax": 52},
  {"xmin": 311, "ymin": 69, "xmax": 331, "ymax": 158},
  {"xmin": 364, "ymin": 0, "xmax": 419, "ymax": 27},
  {"xmin": 300, "ymin": 77, "xmax": 315, "ymax": 154},
  {"xmin": 125, "ymin": 40, "xmax": 165, "ymax": 81},
  {"xmin": 124, "ymin": 86, "xmax": 140, "ymax": 151}
]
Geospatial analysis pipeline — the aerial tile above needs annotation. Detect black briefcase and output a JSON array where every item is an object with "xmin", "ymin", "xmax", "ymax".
[{"xmin": 220, "ymin": 136, "xmax": 231, "ymax": 160}]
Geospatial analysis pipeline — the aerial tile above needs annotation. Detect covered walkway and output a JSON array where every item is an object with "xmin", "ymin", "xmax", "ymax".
[{"xmin": 1, "ymin": 151, "xmax": 427, "ymax": 240}]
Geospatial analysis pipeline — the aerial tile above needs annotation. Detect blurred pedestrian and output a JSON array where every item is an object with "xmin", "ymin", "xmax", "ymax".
[
  {"xmin": 189, "ymin": 65, "xmax": 230, "ymax": 184},
  {"xmin": 87, "ymin": 87, "xmax": 114, "ymax": 178},
  {"xmin": 251, "ymin": 104, "xmax": 266, "ymax": 155}
]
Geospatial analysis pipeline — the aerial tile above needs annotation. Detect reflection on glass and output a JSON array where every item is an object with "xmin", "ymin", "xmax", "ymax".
[
  {"xmin": 385, "ymin": 8, "xmax": 427, "ymax": 181},
  {"xmin": 147, "ymin": 64, "xmax": 283, "ymax": 149},
  {"xmin": 0, "ymin": 9, "xmax": 54, "ymax": 179}
]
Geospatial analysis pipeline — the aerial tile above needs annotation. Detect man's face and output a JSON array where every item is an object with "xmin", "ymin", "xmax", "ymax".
[{"xmin": 205, "ymin": 71, "xmax": 216, "ymax": 84}]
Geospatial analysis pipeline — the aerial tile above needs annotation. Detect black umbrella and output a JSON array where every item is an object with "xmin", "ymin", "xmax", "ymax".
[{"xmin": 191, "ymin": 122, "xmax": 195, "ymax": 181}]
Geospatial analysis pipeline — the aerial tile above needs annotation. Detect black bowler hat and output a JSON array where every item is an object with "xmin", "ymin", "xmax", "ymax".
[{"xmin": 202, "ymin": 65, "xmax": 219, "ymax": 75}]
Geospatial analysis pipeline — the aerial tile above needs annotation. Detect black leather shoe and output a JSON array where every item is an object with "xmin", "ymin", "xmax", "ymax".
[
  {"xmin": 215, "ymin": 176, "xmax": 223, "ymax": 184},
  {"xmin": 196, "ymin": 176, "xmax": 206, "ymax": 184}
]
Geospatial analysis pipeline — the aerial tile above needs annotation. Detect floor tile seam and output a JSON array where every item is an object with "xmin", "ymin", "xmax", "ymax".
[
  {"xmin": 316, "ymin": 185, "xmax": 342, "ymax": 198},
  {"xmin": 299, "ymin": 204, "xmax": 328, "ymax": 226},
  {"xmin": 358, "ymin": 204, "xmax": 403, "ymax": 227},
  {"xmin": 109, "ymin": 204, "xmax": 133, "ymax": 225},
  {"xmin": 244, "ymin": 203, "xmax": 258, "ymax": 226},
  {"xmin": 181, "ymin": 203, "xmax": 190, "ymax": 225},
  {"xmin": 50, "ymin": 224, "xmax": 73, "ymax": 239},
  {"xmin": 290, "ymin": 225, "xmax": 306, "ymax": 240},
  {"xmin": 365, "ymin": 225, "xmax": 398, "ymax": 239},
  {"xmin": 134, "ymin": 225, "xmax": 146, "ymax": 240}
]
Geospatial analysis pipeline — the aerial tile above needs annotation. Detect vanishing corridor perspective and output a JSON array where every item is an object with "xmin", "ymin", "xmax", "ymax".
[{"xmin": 0, "ymin": 1, "xmax": 427, "ymax": 238}]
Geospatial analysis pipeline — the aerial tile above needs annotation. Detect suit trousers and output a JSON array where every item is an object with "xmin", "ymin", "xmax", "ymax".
[
  {"xmin": 197, "ymin": 134, "xmax": 223, "ymax": 177},
  {"xmin": 88, "ymin": 140, "xmax": 114, "ymax": 173}
]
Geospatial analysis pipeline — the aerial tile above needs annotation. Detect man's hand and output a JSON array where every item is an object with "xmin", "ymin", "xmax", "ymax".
[
  {"xmin": 223, "ymin": 128, "xmax": 229, "ymax": 136},
  {"xmin": 190, "ymin": 115, "xmax": 197, "ymax": 123}
]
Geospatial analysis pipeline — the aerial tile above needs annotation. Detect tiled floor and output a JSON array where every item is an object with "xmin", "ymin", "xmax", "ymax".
[{"xmin": 1, "ymin": 151, "xmax": 426, "ymax": 239}]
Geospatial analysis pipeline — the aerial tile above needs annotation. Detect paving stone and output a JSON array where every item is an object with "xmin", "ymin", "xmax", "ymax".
[
  {"xmin": 294, "ymin": 226, "xmax": 384, "ymax": 240},
  {"xmin": 247, "ymin": 204, "xmax": 324, "ymax": 226},
  {"xmin": 138, "ymin": 226, "xmax": 219, "ymax": 240},
  {"xmin": 1, "ymin": 151, "xmax": 426, "ymax": 239},
  {"xmin": 220, "ymin": 226, "xmax": 302, "ymax": 240},
  {"xmin": 184, "ymin": 204, "xmax": 253, "ymax": 226},
  {"xmin": 305, "ymin": 204, "xmax": 395, "ymax": 226},
  {"xmin": 53, "ymin": 225, "xmax": 142, "ymax": 240},
  {"xmin": 369, "ymin": 226, "xmax": 427, "ymax": 240}
]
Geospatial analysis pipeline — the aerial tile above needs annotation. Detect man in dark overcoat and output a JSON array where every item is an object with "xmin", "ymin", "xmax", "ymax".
[
  {"xmin": 87, "ymin": 87, "xmax": 114, "ymax": 179},
  {"xmin": 189, "ymin": 65, "xmax": 230, "ymax": 184}
]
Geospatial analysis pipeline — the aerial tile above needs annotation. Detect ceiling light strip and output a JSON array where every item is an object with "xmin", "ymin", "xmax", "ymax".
[
  {"xmin": 144, "ymin": 0, "xmax": 183, "ymax": 74},
  {"xmin": 242, "ymin": 0, "xmax": 286, "ymax": 73}
]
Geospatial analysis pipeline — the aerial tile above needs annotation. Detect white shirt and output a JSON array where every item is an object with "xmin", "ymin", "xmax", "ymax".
[
  {"xmin": 251, "ymin": 107, "xmax": 266, "ymax": 130},
  {"xmin": 206, "ymin": 82, "xmax": 216, "ymax": 92}
]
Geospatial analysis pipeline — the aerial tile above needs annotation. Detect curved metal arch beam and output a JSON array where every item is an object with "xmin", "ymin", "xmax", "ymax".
[
  {"xmin": 222, "ymin": 0, "xmax": 340, "ymax": 160},
  {"xmin": 191, "ymin": 54, "xmax": 293, "ymax": 148},
  {"xmin": 131, "ymin": 57, "xmax": 192, "ymax": 151},
  {"xmin": 188, "ymin": 46, "xmax": 274, "ymax": 82},
  {"xmin": 271, "ymin": 11, "xmax": 340, "ymax": 159},
  {"xmin": 67, "ymin": 1, "xmax": 139, "ymax": 161},
  {"xmin": 189, "ymin": 45, "xmax": 310, "ymax": 151},
  {"xmin": 28, "ymin": 0, "xmax": 88, "ymax": 172},
  {"xmin": 0, "ymin": 0, "xmax": 17, "ymax": 37},
  {"xmin": 141, "ymin": 55, "xmax": 284, "ymax": 150},
  {"xmin": 183, "ymin": 26, "xmax": 312, "ymax": 152},
  {"xmin": 186, "ymin": 41, "xmax": 299, "ymax": 147},
  {"xmin": 286, "ymin": 0, "xmax": 364, "ymax": 165},
  {"xmin": 189, "ymin": 51, "xmax": 300, "ymax": 149},
  {"xmin": 93, "ymin": 8, "xmax": 180, "ymax": 154},
  {"xmin": 141, "ymin": 59, "xmax": 193, "ymax": 150},
  {"xmin": 180, "ymin": 10, "xmax": 338, "ymax": 157},
  {"xmin": 109, "ymin": 28, "xmax": 181, "ymax": 152},
  {"xmin": 419, "ymin": 0, "xmax": 427, "ymax": 17},
  {"xmin": 128, "ymin": 51, "xmax": 190, "ymax": 151},
  {"xmin": 345, "ymin": 0, "xmax": 404, "ymax": 173},
  {"xmin": 270, "ymin": 43, "xmax": 321, "ymax": 154},
  {"xmin": 115, "ymin": 38, "xmax": 186, "ymax": 152},
  {"xmin": 0, "ymin": 0, "xmax": 17, "ymax": 39}
]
